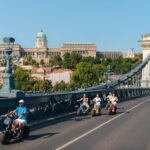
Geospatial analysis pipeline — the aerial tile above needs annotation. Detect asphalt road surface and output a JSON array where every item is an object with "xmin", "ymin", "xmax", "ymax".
[{"xmin": 0, "ymin": 96, "xmax": 150, "ymax": 150}]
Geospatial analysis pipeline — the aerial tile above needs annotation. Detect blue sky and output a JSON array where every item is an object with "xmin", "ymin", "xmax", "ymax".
[{"xmin": 0, "ymin": 0, "xmax": 150, "ymax": 52}]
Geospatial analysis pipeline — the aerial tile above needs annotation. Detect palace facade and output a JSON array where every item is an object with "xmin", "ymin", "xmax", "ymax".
[{"xmin": 0, "ymin": 30, "xmax": 96, "ymax": 63}]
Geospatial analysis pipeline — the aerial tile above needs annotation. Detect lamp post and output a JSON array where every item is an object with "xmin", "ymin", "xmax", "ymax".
[{"xmin": 0, "ymin": 37, "xmax": 25, "ymax": 98}]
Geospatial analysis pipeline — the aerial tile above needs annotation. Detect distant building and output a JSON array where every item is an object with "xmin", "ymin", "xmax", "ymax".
[
  {"xmin": 97, "ymin": 51, "xmax": 122, "ymax": 59},
  {"xmin": 31, "ymin": 68, "xmax": 73, "ymax": 85},
  {"xmin": 61, "ymin": 43, "xmax": 96, "ymax": 58},
  {"xmin": 122, "ymin": 50, "xmax": 135, "ymax": 58},
  {"xmin": 97, "ymin": 50, "xmax": 135, "ymax": 59}
]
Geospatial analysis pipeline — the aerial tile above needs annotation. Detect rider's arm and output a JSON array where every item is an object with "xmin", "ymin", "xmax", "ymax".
[
  {"xmin": 115, "ymin": 97, "xmax": 119, "ymax": 102},
  {"xmin": 77, "ymin": 98, "xmax": 83, "ymax": 102},
  {"xmin": 7, "ymin": 110, "xmax": 16, "ymax": 116},
  {"xmin": 93, "ymin": 98, "xmax": 96, "ymax": 102}
]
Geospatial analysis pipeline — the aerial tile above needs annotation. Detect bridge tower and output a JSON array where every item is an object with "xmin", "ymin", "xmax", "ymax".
[{"xmin": 139, "ymin": 34, "xmax": 150, "ymax": 87}]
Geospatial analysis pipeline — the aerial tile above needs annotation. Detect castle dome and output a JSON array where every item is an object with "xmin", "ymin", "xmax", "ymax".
[
  {"xmin": 35, "ymin": 30, "xmax": 48, "ymax": 48},
  {"xmin": 37, "ymin": 30, "xmax": 47, "ymax": 39}
]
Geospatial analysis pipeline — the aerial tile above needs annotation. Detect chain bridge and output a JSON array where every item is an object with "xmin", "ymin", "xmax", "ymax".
[{"xmin": 0, "ymin": 35, "xmax": 150, "ymax": 149}]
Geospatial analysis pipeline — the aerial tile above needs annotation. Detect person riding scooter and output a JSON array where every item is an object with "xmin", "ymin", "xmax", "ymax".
[
  {"xmin": 93, "ymin": 94, "xmax": 101, "ymax": 113},
  {"xmin": 105, "ymin": 92, "xmax": 113, "ymax": 109},
  {"xmin": 8, "ymin": 99, "xmax": 28, "ymax": 136},
  {"xmin": 109, "ymin": 93, "xmax": 118, "ymax": 112},
  {"xmin": 110, "ymin": 93, "xmax": 118, "ymax": 111},
  {"xmin": 77, "ymin": 94, "xmax": 90, "ymax": 112}
]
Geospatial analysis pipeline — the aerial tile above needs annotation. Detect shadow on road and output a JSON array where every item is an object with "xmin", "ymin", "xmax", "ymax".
[
  {"xmin": 73, "ymin": 116, "xmax": 91, "ymax": 121},
  {"xmin": 0, "ymin": 132, "xmax": 59, "ymax": 145},
  {"xmin": 27, "ymin": 132, "xmax": 59, "ymax": 140}
]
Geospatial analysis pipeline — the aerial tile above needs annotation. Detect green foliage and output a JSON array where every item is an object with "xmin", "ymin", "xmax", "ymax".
[
  {"xmin": 53, "ymin": 81, "xmax": 68, "ymax": 91},
  {"xmin": 32, "ymin": 61, "xmax": 39, "ymax": 67},
  {"xmin": 50, "ymin": 55, "xmax": 62, "ymax": 68},
  {"xmin": 12, "ymin": 54, "xmax": 142, "ymax": 92},
  {"xmin": 13, "ymin": 67, "xmax": 29, "ymax": 90},
  {"xmin": 110, "ymin": 57, "xmax": 141, "ymax": 74},
  {"xmin": 81, "ymin": 56, "xmax": 98, "ymax": 64},
  {"xmin": 40, "ymin": 59, "xmax": 45, "ymax": 66},
  {"xmin": 39, "ymin": 80, "xmax": 52, "ymax": 92},
  {"xmin": 62, "ymin": 52, "xmax": 82, "ymax": 69},
  {"xmin": 70, "ymin": 62, "xmax": 104, "ymax": 89},
  {"xmin": 23, "ymin": 55, "xmax": 39, "ymax": 67}
]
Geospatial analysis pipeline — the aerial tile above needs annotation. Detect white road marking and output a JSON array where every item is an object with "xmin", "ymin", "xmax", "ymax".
[{"xmin": 56, "ymin": 99, "xmax": 149, "ymax": 150}]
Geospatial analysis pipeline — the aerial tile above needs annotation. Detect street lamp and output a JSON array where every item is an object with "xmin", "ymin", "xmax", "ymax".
[
  {"xmin": 3, "ymin": 37, "xmax": 15, "ymax": 74},
  {"xmin": 0, "ymin": 37, "xmax": 25, "ymax": 98}
]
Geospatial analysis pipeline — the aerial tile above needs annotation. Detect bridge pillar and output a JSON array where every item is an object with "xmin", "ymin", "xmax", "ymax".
[
  {"xmin": 0, "ymin": 37, "xmax": 25, "ymax": 98},
  {"xmin": 139, "ymin": 34, "xmax": 150, "ymax": 87}
]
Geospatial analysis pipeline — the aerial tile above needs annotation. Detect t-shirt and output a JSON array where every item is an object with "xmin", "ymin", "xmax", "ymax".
[
  {"xmin": 94, "ymin": 97, "xmax": 101, "ymax": 102},
  {"xmin": 82, "ymin": 97, "xmax": 88, "ymax": 103},
  {"xmin": 16, "ymin": 106, "xmax": 28, "ymax": 121}
]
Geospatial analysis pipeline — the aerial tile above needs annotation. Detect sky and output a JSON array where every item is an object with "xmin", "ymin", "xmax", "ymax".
[{"xmin": 0, "ymin": 0, "xmax": 150, "ymax": 52}]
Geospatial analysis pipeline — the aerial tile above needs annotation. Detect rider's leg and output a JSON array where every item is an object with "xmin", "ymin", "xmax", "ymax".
[
  {"xmin": 80, "ymin": 104, "xmax": 84, "ymax": 112},
  {"xmin": 12, "ymin": 119, "xmax": 19, "ymax": 135},
  {"xmin": 12, "ymin": 123, "xmax": 16, "ymax": 134},
  {"xmin": 112, "ymin": 102, "xmax": 117, "ymax": 112},
  {"xmin": 96, "ymin": 105, "xmax": 98, "ymax": 113},
  {"xmin": 18, "ymin": 122, "xmax": 23, "ymax": 130},
  {"xmin": 85, "ymin": 103, "xmax": 89, "ymax": 111}
]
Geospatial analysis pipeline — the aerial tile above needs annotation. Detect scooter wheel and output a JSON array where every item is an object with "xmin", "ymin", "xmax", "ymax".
[
  {"xmin": 91, "ymin": 110, "xmax": 96, "ymax": 116},
  {"xmin": 77, "ymin": 110, "xmax": 81, "ymax": 116},
  {"xmin": 1, "ymin": 131, "xmax": 11, "ymax": 145}
]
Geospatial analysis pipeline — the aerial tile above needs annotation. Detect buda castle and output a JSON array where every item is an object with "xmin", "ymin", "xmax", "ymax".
[{"xmin": 0, "ymin": 30, "xmax": 96, "ymax": 63}]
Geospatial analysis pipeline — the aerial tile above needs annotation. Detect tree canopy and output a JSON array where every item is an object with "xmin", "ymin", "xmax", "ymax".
[
  {"xmin": 70, "ymin": 62, "xmax": 104, "ymax": 89},
  {"xmin": 12, "ymin": 53, "xmax": 142, "ymax": 92}
]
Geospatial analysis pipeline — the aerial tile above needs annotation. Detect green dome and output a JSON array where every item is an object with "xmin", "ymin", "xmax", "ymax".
[{"xmin": 37, "ymin": 30, "xmax": 47, "ymax": 38}]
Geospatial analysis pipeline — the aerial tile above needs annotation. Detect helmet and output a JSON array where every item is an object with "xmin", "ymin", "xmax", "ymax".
[{"xmin": 19, "ymin": 99, "xmax": 24, "ymax": 103}]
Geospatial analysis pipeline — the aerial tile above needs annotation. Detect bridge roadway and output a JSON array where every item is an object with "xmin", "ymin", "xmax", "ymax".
[{"xmin": 1, "ymin": 96, "xmax": 150, "ymax": 150}]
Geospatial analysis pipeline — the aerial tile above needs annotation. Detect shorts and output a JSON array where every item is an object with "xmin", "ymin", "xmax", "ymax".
[
  {"xmin": 112, "ymin": 101, "xmax": 117, "ymax": 105},
  {"xmin": 95, "ymin": 101, "xmax": 101, "ymax": 106},
  {"xmin": 14, "ymin": 119, "xmax": 27, "ymax": 125},
  {"xmin": 83, "ymin": 102, "xmax": 89, "ymax": 108}
]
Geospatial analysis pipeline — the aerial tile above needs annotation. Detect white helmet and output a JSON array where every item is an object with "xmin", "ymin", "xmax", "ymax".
[{"xmin": 19, "ymin": 99, "xmax": 24, "ymax": 103}]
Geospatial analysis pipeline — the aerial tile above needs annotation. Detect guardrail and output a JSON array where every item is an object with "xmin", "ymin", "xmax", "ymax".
[{"xmin": 0, "ymin": 87, "xmax": 150, "ymax": 122}]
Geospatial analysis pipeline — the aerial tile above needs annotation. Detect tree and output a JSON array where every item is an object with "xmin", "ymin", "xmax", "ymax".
[
  {"xmin": 40, "ymin": 59, "xmax": 45, "ymax": 66},
  {"xmin": 53, "ymin": 81, "xmax": 68, "ymax": 91},
  {"xmin": 13, "ymin": 67, "xmax": 29, "ymax": 90},
  {"xmin": 32, "ymin": 60, "xmax": 39, "ymax": 67},
  {"xmin": 39, "ymin": 80, "xmax": 52, "ymax": 92},
  {"xmin": 62, "ymin": 52, "xmax": 82, "ymax": 69},
  {"xmin": 70, "ymin": 62, "xmax": 104, "ymax": 89},
  {"xmin": 63, "ymin": 52, "xmax": 71, "ymax": 68},
  {"xmin": 81, "ymin": 56, "xmax": 96, "ymax": 64},
  {"xmin": 50, "ymin": 55, "xmax": 62, "ymax": 68},
  {"xmin": 23, "ymin": 55, "xmax": 32, "ymax": 65},
  {"xmin": 70, "ymin": 52, "xmax": 82, "ymax": 68}
]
